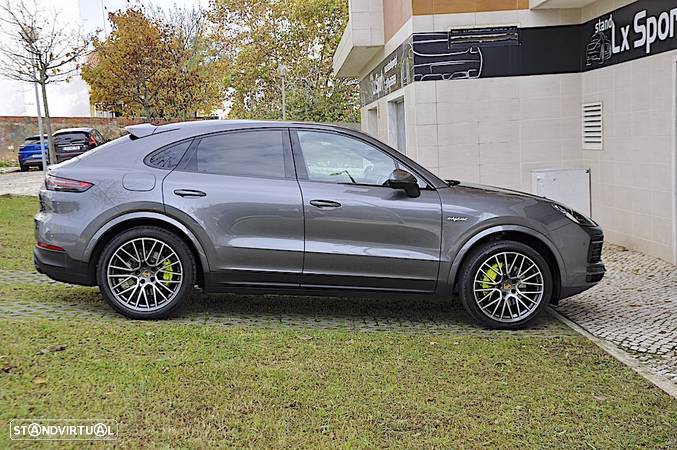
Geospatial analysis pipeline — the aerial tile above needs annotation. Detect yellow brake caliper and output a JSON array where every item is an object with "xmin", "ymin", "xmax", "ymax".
[
  {"xmin": 481, "ymin": 262, "xmax": 502, "ymax": 289},
  {"xmin": 161, "ymin": 258, "xmax": 174, "ymax": 287}
]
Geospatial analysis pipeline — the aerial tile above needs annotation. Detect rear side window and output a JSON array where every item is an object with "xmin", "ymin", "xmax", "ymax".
[
  {"xmin": 145, "ymin": 140, "xmax": 192, "ymax": 170},
  {"xmin": 195, "ymin": 130, "xmax": 286, "ymax": 178}
]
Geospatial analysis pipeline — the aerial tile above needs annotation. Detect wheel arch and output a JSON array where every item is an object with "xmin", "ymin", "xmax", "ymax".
[
  {"xmin": 449, "ymin": 225, "xmax": 565, "ymax": 302},
  {"xmin": 84, "ymin": 212, "xmax": 210, "ymax": 288}
]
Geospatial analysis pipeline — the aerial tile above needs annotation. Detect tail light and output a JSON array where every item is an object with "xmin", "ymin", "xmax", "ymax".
[
  {"xmin": 45, "ymin": 174, "xmax": 93, "ymax": 192},
  {"xmin": 87, "ymin": 134, "xmax": 97, "ymax": 146},
  {"xmin": 37, "ymin": 242, "xmax": 65, "ymax": 252}
]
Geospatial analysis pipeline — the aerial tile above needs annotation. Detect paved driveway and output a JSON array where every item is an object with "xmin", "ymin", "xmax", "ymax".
[
  {"xmin": 555, "ymin": 244, "xmax": 677, "ymax": 382},
  {"xmin": 0, "ymin": 170, "xmax": 44, "ymax": 196}
]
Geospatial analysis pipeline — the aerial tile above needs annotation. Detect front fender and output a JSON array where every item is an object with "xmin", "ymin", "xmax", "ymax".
[{"xmin": 444, "ymin": 224, "xmax": 567, "ymax": 292}]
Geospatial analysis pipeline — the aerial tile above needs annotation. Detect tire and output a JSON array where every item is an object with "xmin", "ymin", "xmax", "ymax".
[
  {"xmin": 458, "ymin": 240, "xmax": 553, "ymax": 330},
  {"xmin": 19, "ymin": 164, "xmax": 27, "ymax": 172},
  {"xmin": 97, "ymin": 226, "xmax": 195, "ymax": 319}
]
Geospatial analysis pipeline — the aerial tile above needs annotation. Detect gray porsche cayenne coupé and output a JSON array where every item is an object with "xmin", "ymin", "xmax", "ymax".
[{"xmin": 34, "ymin": 120, "xmax": 605, "ymax": 329}]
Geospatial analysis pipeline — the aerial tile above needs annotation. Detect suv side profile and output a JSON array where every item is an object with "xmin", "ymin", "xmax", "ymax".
[{"xmin": 34, "ymin": 121, "xmax": 605, "ymax": 329}]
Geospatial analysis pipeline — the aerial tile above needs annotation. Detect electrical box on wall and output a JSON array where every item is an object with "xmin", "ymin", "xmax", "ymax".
[{"xmin": 531, "ymin": 168, "xmax": 591, "ymax": 217}]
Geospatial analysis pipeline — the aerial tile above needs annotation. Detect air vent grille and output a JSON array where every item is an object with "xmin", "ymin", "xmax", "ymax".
[{"xmin": 582, "ymin": 102, "xmax": 603, "ymax": 150}]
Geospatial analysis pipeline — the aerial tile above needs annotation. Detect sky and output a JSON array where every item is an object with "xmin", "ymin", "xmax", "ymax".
[
  {"xmin": 79, "ymin": 0, "xmax": 209, "ymax": 35},
  {"xmin": 0, "ymin": 0, "xmax": 210, "ymax": 117}
]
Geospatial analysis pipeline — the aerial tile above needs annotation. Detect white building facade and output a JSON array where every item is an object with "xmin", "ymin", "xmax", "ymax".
[{"xmin": 334, "ymin": 0, "xmax": 677, "ymax": 264}]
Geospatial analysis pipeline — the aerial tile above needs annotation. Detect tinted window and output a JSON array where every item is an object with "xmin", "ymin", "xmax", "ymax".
[
  {"xmin": 196, "ymin": 130, "xmax": 286, "ymax": 178},
  {"xmin": 55, "ymin": 132, "xmax": 87, "ymax": 144},
  {"xmin": 145, "ymin": 140, "xmax": 192, "ymax": 170},
  {"xmin": 296, "ymin": 131, "xmax": 398, "ymax": 186}
]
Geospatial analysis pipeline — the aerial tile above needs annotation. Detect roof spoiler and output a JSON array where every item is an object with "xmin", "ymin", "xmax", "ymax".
[{"xmin": 125, "ymin": 123, "xmax": 158, "ymax": 140}]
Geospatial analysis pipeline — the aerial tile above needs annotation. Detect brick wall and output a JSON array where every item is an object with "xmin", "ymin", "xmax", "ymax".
[
  {"xmin": 0, "ymin": 116, "xmax": 175, "ymax": 162},
  {"xmin": 0, "ymin": 116, "xmax": 360, "ymax": 163}
]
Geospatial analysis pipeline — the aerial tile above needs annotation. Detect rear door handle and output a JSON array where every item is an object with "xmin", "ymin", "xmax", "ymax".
[
  {"xmin": 309, "ymin": 199, "xmax": 341, "ymax": 208},
  {"xmin": 174, "ymin": 189, "xmax": 206, "ymax": 198}
]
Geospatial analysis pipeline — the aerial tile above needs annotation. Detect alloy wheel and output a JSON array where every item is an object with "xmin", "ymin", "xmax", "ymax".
[
  {"xmin": 106, "ymin": 237, "xmax": 184, "ymax": 312},
  {"xmin": 472, "ymin": 251, "xmax": 544, "ymax": 323}
]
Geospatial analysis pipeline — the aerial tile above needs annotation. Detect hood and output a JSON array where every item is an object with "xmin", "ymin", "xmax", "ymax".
[{"xmin": 448, "ymin": 181, "xmax": 549, "ymax": 202}]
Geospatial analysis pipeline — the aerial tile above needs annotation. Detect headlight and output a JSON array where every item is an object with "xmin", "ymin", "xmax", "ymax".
[{"xmin": 551, "ymin": 203, "xmax": 597, "ymax": 227}]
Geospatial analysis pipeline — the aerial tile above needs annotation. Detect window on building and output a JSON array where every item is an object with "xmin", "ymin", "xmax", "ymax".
[
  {"xmin": 367, "ymin": 107, "xmax": 379, "ymax": 138},
  {"xmin": 388, "ymin": 98, "xmax": 406, "ymax": 154}
]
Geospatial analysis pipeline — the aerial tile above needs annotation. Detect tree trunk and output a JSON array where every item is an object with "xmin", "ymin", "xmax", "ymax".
[{"xmin": 40, "ymin": 79, "xmax": 56, "ymax": 165}]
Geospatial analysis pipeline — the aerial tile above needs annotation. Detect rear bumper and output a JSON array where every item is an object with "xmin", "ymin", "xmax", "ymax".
[
  {"xmin": 33, "ymin": 246, "xmax": 96, "ymax": 286},
  {"xmin": 18, "ymin": 154, "xmax": 44, "ymax": 166},
  {"xmin": 55, "ymin": 152, "xmax": 85, "ymax": 163}
]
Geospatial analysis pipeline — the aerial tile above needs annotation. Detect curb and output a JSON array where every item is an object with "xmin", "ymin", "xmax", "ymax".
[
  {"xmin": 550, "ymin": 308, "xmax": 677, "ymax": 400},
  {"xmin": 0, "ymin": 167, "xmax": 19, "ymax": 174}
]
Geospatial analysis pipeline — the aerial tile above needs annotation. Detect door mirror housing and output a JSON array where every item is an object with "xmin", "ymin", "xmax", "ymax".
[{"xmin": 388, "ymin": 169, "xmax": 420, "ymax": 198}]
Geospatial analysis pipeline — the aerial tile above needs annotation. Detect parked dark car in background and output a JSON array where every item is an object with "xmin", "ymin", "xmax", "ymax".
[
  {"xmin": 17, "ymin": 135, "xmax": 47, "ymax": 171},
  {"xmin": 53, "ymin": 127, "xmax": 106, "ymax": 163},
  {"xmin": 34, "ymin": 120, "xmax": 605, "ymax": 329},
  {"xmin": 17, "ymin": 128, "xmax": 105, "ymax": 170}
]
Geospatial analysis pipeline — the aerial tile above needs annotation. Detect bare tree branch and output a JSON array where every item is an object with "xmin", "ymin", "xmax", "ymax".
[{"xmin": 0, "ymin": 0, "xmax": 90, "ymax": 163}]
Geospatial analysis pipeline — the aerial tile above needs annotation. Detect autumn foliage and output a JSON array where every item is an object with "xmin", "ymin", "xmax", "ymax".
[{"xmin": 82, "ymin": 8, "xmax": 223, "ymax": 119}]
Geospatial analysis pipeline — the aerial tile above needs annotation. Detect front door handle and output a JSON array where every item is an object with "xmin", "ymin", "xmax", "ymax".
[
  {"xmin": 309, "ymin": 199, "xmax": 341, "ymax": 208},
  {"xmin": 174, "ymin": 189, "xmax": 206, "ymax": 198}
]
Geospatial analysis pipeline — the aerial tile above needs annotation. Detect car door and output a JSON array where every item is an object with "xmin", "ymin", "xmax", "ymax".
[
  {"xmin": 291, "ymin": 129, "xmax": 442, "ymax": 292},
  {"xmin": 162, "ymin": 128, "xmax": 304, "ymax": 288}
]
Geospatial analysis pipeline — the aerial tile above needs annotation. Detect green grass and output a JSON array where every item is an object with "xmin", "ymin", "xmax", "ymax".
[
  {"xmin": 0, "ymin": 160, "xmax": 18, "ymax": 168},
  {"xmin": 0, "ymin": 197, "xmax": 675, "ymax": 447},
  {"xmin": 0, "ymin": 195, "xmax": 39, "ymax": 271},
  {"xmin": 1, "ymin": 320, "xmax": 675, "ymax": 448}
]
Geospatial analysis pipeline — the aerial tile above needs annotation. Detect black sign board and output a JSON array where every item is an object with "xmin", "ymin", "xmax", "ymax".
[
  {"xmin": 359, "ymin": 37, "xmax": 414, "ymax": 106},
  {"xmin": 359, "ymin": 0, "xmax": 677, "ymax": 105}
]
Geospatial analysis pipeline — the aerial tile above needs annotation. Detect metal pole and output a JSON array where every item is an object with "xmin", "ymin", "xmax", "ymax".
[
  {"xmin": 277, "ymin": 64, "xmax": 287, "ymax": 121},
  {"xmin": 33, "ymin": 58, "xmax": 47, "ymax": 171},
  {"xmin": 281, "ymin": 75, "xmax": 286, "ymax": 120}
]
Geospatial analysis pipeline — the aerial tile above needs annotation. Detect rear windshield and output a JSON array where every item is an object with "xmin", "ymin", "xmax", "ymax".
[
  {"xmin": 55, "ymin": 132, "xmax": 88, "ymax": 144},
  {"xmin": 23, "ymin": 136, "xmax": 43, "ymax": 144}
]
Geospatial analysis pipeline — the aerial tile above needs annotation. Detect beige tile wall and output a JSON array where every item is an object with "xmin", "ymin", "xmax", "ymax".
[
  {"xmin": 408, "ymin": 73, "xmax": 586, "ymax": 192},
  {"xmin": 358, "ymin": 1, "xmax": 676, "ymax": 263},
  {"xmin": 581, "ymin": 51, "xmax": 677, "ymax": 263}
]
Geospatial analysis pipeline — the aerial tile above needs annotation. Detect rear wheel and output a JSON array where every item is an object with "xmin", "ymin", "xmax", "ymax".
[
  {"xmin": 97, "ymin": 226, "xmax": 195, "ymax": 319},
  {"xmin": 19, "ymin": 164, "xmax": 27, "ymax": 172},
  {"xmin": 458, "ymin": 240, "xmax": 553, "ymax": 329}
]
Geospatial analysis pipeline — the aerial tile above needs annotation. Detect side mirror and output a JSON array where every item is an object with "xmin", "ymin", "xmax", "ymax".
[{"xmin": 388, "ymin": 169, "xmax": 420, "ymax": 198}]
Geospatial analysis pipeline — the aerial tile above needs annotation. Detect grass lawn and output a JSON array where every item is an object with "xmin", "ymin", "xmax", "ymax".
[
  {"xmin": 0, "ymin": 196, "xmax": 675, "ymax": 447},
  {"xmin": 0, "ymin": 195, "xmax": 38, "ymax": 271}
]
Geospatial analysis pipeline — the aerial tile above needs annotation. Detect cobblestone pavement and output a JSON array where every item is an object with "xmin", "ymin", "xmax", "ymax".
[
  {"xmin": 0, "ymin": 170, "xmax": 44, "ymax": 196},
  {"xmin": 555, "ymin": 244, "xmax": 677, "ymax": 382},
  {"xmin": 1, "ymin": 245, "xmax": 675, "ymax": 382},
  {"xmin": 0, "ymin": 270, "xmax": 570, "ymax": 336}
]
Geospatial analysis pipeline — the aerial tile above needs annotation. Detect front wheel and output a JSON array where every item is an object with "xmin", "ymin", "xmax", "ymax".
[
  {"xmin": 458, "ymin": 240, "xmax": 553, "ymax": 329},
  {"xmin": 97, "ymin": 226, "xmax": 195, "ymax": 319}
]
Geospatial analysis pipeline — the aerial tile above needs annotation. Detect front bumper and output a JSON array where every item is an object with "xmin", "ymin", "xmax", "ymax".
[
  {"xmin": 559, "ymin": 226, "xmax": 605, "ymax": 299},
  {"xmin": 33, "ymin": 246, "xmax": 96, "ymax": 286}
]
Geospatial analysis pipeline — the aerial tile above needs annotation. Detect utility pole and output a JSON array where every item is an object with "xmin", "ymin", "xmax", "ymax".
[
  {"xmin": 30, "ymin": 36, "xmax": 47, "ymax": 171},
  {"xmin": 33, "ymin": 78, "xmax": 47, "ymax": 171},
  {"xmin": 277, "ymin": 64, "xmax": 287, "ymax": 120}
]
